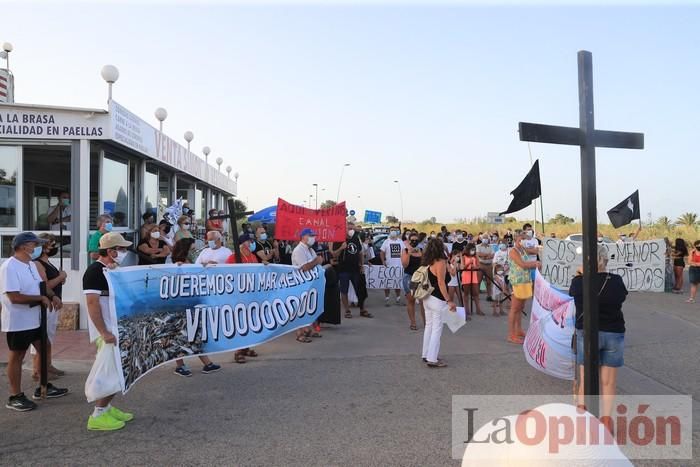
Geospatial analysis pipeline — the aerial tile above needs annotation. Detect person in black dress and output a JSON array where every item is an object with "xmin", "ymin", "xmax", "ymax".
[
  {"xmin": 401, "ymin": 232, "xmax": 425, "ymax": 330},
  {"xmin": 33, "ymin": 233, "xmax": 68, "ymax": 379}
]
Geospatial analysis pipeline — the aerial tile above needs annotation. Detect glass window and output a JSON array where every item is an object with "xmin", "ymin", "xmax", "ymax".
[
  {"xmin": 22, "ymin": 146, "xmax": 71, "ymax": 231},
  {"xmin": 144, "ymin": 165, "xmax": 159, "ymax": 218},
  {"xmin": 102, "ymin": 155, "xmax": 129, "ymax": 228},
  {"xmin": 158, "ymin": 170, "xmax": 171, "ymax": 213},
  {"xmin": 0, "ymin": 146, "xmax": 20, "ymax": 228},
  {"xmin": 89, "ymin": 148, "xmax": 100, "ymax": 230}
]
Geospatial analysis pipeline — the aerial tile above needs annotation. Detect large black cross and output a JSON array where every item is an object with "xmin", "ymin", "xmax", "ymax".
[
  {"xmin": 210, "ymin": 199, "xmax": 254, "ymax": 263},
  {"xmin": 518, "ymin": 51, "xmax": 644, "ymax": 417}
]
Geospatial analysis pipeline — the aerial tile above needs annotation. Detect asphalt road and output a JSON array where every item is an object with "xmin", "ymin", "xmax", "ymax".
[{"xmin": 1, "ymin": 289, "xmax": 698, "ymax": 466}]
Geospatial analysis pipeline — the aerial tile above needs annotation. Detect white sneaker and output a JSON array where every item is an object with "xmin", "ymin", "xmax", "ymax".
[{"xmin": 385, "ymin": 297, "xmax": 390, "ymax": 307}]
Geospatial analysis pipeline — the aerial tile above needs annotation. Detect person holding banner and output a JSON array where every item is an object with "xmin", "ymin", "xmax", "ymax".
[
  {"xmin": 83, "ymin": 232, "xmax": 134, "ymax": 430},
  {"xmin": 332, "ymin": 223, "xmax": 372, "ymax": 319},
  {"xmin": 507, "ymin": 230, "xmax": 540, "ymax": 344},
  {"xmin": 421, "ymin": 238, "xmax": 456, "ymax": 368},
  {"xmin": 195, "ymin": 231, "xmax": 232, "ymax": 265},
  {"xmin": 569, "ymin": 248, "xmax": 628, "ymax": 419},
  {"xmin": 380, "ymin": 228, "xmax": 404, "ymax": 307},
  {"xmin": 401, "ymin": 232, "xmax": 425, "ymax": 331},
  {"xmin": 292, "ymin": 229, "xmax": 325, "ymax": 342},
  {"xmin": 169, "ymin": 238, "xmax": 222, "ymax": 376}
]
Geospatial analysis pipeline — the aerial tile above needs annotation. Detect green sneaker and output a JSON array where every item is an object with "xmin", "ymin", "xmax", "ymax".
[
  {"xmin": 87, "ymin": 412, "xmax": 125, "ymax": 431},
  {"xmin": 108, "ymin": 406, "xmax": 134, "ymax": 423}
]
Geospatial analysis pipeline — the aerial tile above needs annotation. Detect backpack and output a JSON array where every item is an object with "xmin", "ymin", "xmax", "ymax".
[{"xmin": 410, "ymin": 265, "xmax": 434, "ymax": 300}]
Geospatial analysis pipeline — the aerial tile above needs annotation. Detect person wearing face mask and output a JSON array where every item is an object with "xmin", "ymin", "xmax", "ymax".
[
  {"xmin": 401, "ymin": 233, "xmax": 425, "ymax": 330},
  {"xmin": 491, "ymin": 264, "xmax": 507, "ymax": 317},
  {"xmin": 507, "ymin": 230, "xmax": 541, "ymax": 344},
  {"xmin": 503, "ymin": 229, "xmax": 514, "ymax": 247},
  {"xmin": 1, "ymin": 232, "xmax": 68, "ymax": 412},
  {"xmin": 292, "ymin": 229, "xmax": 325, "ymax": 342},
  {"xmin": 380, "ymin": 227, "xmax": 404, "ymax": 306},
  {"xmin": 195, "ymin": 231, "xmax": 232, "ymax": 265},
  {"xmin": 137, "ymin": 224, "xmax": 171, "ymax": 265},
  {"xmin": 31, "ymin": 233, "xmax": 68, "ymax": 381},
  {"xmin": 82, "ymin": 232, "xmax": 134, "ymax": 430},
  {"xmin": 460, "ymin": 243, "xmax": 483, "ymax": 317},
  {"xmin": 476, "ymin": 235, "xmax": 495, "ymax": 301},
  {"xmin": 140, "ymin": 211, "xmax": 156, "ymax": 240},
  {"xmin": 206, "ymin": 209, "xmax": 224, "ymax": 234},
  {"xmin": 254, "ymin": 226, "xmax": 277, "ymax": 265},
  {"xmin": 174, "ymin": 215, "xmax": 194, "ymax": 242},
  {"xmin": 158, "ymin": 220, "xmax": 174, "ymax": 248},
  {"xmin": 47, "ymin": 191, "xmax": 72, "ymax": 229},
  {"xmin": 493, "ymin": 242, "xmax": 510, "ymax": 286},
  {"xmin": 88, "ymin": 214, "xmax": 113, "ymax": 263},
  {"xmin": 331, "ymin": 223, "xmax": 372, "ymax": 319}
]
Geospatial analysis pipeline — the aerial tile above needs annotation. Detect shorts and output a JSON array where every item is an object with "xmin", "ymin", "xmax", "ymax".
[
  {"xmin": 689, "ymin": 267, "xmax": 700, "ymax": 285},
  {"xmin": 512, "ymin": 283, "xmax": 533, "ymax": 300},
  {"xmin": 6, "ymin": 327, "xmax": 42, "ymax": 352},
  {"xmin": 402, "ymin": 273, "xmax": 412, "ymax": 295},
  {"xmin": 576, "ymin": 330, "xmax": 625, "ymax": 367},
  {"xmin": 338, "ymin": 271, "xmax": 359, "ymax": 295},
  {"xmin": 448, "ymin": 274, "xmax": 459, "ymax": 287}
]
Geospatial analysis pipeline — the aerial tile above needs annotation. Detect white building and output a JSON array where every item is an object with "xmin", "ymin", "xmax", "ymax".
[{"xmin": 0, "ymin": 64, "xmax": 237, "ymax": 330}]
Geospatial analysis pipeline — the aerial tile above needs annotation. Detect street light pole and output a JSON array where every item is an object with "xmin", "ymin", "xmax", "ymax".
[
  {"xmin": 313, "ymin": 183, "xmax": 319, "ymax": 209},
  {"xmin": 336, "ymin": 163, "xmax": 350, "ymax": 202},
  {"xmin": 394, "ymin": 180, "xmax": 404, "ymax": 223}
]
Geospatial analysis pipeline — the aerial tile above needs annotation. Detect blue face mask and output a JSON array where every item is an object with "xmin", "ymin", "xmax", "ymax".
[
  {"xmin": 249, "ymin": 242, "xmax": 257, "ymax": 252},
  {"xmin": 259, "ymin": 233, "xmax": 268, "ymax": 241},
  {"xmin": 208, "ymin": 240, "xmax": 217, "ymax": 249},
  {"xmin": 31, "ymin": 245, "xmax": 43, "ymax": 260},
  {"xmin": 499, "ymin": 244, "xmax": 507, "ymax": 251},
  {"xmin": 104, "ymin": 222, "xmax": 113, "ymax": 232}
]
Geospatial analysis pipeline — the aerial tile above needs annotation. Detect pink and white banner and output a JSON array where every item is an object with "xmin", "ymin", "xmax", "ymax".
[{"xmin": 523, "ymin": 270, "xmax": 576, "ymax": 380}]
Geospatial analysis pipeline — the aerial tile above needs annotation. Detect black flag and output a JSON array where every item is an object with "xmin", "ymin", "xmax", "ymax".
[
  {"xmin": 607, "ymin": 190, "xmax": 640, "ymax": 228},
  {"xmin": 500, "ymin": 160, "xmax": 541, "ymax": 215}
]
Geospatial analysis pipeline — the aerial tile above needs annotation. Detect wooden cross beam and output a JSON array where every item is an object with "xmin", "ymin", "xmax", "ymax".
[
  {"xmin": 210, "ymin": 202, "xmax": 254, "ymax": 263},
  {"xmin": 518, "ymin": 51, "xmax": 644, "ymax": 417}
]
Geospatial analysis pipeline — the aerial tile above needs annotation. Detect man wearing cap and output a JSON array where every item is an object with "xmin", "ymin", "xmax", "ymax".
[
  {"xmin": 291, "ymin": 229, "xmax": 325, "ymax": 343},
  {"xmin": 82, "ymin": 232, "xmax": 134, "ymax": 430},
  {"xmin": 1, "ymin": 232, "xmax": 68, "ymax": 412}
]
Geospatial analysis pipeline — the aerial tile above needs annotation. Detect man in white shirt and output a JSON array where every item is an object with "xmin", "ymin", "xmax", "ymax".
[
  {"xmin": 196, "ymin": 231, "xmax": 233, "ymax": 265},
  {"xmin": 82, "ymin": 232, "xmax": 135, "ymax": 430},
  {"xmin": 291, "ymin": 229, "xmax": 324, "ymax": 342},
  {"xmin": 1, "ymin": 232, "xmax": 67, "ymax": 412},
  {"xmin": 47, "ymin": 191, "xmax": 72, "ymax": 229},
  {"xmin": 380, "ymin": 227, "xmax": 404, "ymax": 306}
]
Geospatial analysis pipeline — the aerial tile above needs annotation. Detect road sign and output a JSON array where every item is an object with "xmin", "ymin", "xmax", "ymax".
[{"xmin": 364, "ymin": 210, "xmax": 382, "ymax": 224}]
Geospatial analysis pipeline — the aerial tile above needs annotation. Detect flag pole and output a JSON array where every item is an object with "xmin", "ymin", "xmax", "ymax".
[
  {"xmin": 527, "ymin": 143, "xmax": 538, "ymax": 233},
  {"xmin": 540, "ymin": 195, "xmax": 546, "ymax": 235}
]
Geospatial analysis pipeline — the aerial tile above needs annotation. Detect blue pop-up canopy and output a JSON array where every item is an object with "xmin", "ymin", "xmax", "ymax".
[{"xmin": 247, "ymin": 205, "xmax": 277, "ymax": 223}]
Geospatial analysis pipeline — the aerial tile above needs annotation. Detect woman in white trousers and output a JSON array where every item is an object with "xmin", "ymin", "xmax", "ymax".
[{"xmin": 421, "ymin": 238, "xmax": 457, "ymax": 368}]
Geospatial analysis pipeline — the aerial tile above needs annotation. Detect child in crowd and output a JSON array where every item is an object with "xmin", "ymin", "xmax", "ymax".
[{"xmin": 491, "ymin": 264, "xmax": 507, "ymax": 317}]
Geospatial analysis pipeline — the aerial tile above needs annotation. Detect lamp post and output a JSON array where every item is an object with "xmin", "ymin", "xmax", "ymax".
[
  {"xmin": 336, "ymin": 163, "xmax": 350, "ymax": 202},
  {"xmin": 216, "ymin": 157, "xmax": 223, "ymax": 172},
  {"xmin": 184, "ymin": 131, "xmax": 194, "ymax": 155},
  {"xmin": 226, "ymin": 166, "xmax": 232, "ymax": 178},
  {"xmin": 100, "ymin": 64, "xmax": 119, "ymax": 101},
  {"xmin": 1, "ymin": 42, "xmax": 13, "ymax": 70},
  {"xmin": 312, "ymin": 183, "xmax": 319, "ymax": 209},
  {"xmin": 393, "ymin": 180, "xmax": 404, "ymax": 223},
  {"xmin": 154, "ymin": 108, "xmax": 168, "ymax": 132}
]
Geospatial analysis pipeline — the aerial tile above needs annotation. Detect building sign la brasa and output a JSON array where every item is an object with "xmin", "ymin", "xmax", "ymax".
[{"xmin": 0, "ymin": 104, "xmax": 109, "ymax": 139}]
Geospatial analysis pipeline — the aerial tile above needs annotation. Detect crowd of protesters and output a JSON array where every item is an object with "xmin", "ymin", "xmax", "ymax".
[{"xmin": 3, "ymin": 203, "xmax": 699, "ymax": 436}]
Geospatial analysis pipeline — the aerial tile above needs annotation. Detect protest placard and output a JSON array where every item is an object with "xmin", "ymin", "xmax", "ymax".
[
  {"xmin": 362, "ymin": 264, "xmax": 404, "ymax": 289},
  {"xmin": 523, "ymin": 271, "xmax": 576, "ymax": 380},
  {"xmin": 541, "ymin": 238, "xmax": 665, "ymax": 292},
  {"xmin": 105, "ymin": 264, "xmax": 326, "ymax": 391},
  {"xmin": 275, "ymin": 198, "xmax": 347, "ymax": 242}
]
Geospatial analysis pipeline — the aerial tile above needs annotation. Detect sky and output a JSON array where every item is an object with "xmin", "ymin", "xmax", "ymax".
[{"xmin": 2, "ymin": 1, "xmax": 699, "ymax": 224}]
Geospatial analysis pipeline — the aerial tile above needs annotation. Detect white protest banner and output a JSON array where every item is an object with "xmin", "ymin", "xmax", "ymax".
[
  {"xmin": 363, "ymin": 265, "xmax": 403, "ymax": 289},
  {"xmin": 523, "ymin": 271, "xmax": 576, "ymax": 380},
  {"xmin": 541, "ymin": 238, "xmax": 665, "ymax": 292}
]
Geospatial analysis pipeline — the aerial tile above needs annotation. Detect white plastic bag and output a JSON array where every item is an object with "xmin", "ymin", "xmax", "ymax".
[{"xmin": 85, "ymin": 343, "xmax": 122, "ymax": 402}]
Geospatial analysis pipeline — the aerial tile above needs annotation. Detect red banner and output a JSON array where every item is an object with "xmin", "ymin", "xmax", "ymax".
[{"xmin": 275, "ymin": 198, "xmax": 347, "ymax": 242}]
